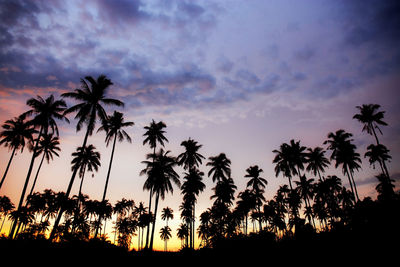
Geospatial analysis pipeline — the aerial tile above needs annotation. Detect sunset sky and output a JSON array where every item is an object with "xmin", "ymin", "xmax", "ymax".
[{"xmin": 0, "ymin": 0, "xmax": 399, "ymax": 251}]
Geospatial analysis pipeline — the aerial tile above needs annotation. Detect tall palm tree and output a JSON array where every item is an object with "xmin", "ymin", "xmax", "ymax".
[
  {"xmin": 306, "ymin": 147, "xmax": 330, "ymax": 182},
  {"xmin": 207, "ymin": 153, "xmax": 231, "ymax": 182},
  {"xmin": 51, "ymin": 75, "xmax": 123, "ymax": 240},
  {"xmin": 29, "ymin": 133, "xmax": 61, "ymax": 196},
  {"xmin": 140, "ymin": 148, "xmax": 180, "ymax": 250},
  {"xmin": 353, "ymin": 104, "xmax": 387, "ymax": 145},
  {"xmin": 364, "ymin": 144, "xmax": 391, "ymax": 179},
  {"xmin": 94, "ymin": 111, "xmax": 133, "ymax": 238},
  {"xmin": 159, "ymin": 226, "xmax": 172, "ymax": 251},
  {"xmin": 236, "ymin": 189, "xmax": 255, "ymax": 235},
  {"xmin": 181, "ymin": 168, "xmax": 205, "ymax": 248},
  {"xmin": 10, "ymin": 95, "xmax": 68, "ymax": 239},
  {"xmin": 210, "ymin": 177, "xmax": 237, "ymax": 207},
  {"xmin": 70, "ymin": 144, "xmax": 101, "ymax": 198},
  {"xmin": 0, "ymin": 114, "xmax": 35, "ymax": 189},
  {"xmin": 324, "ymin": 130, "xmax": 361, "ymax": 202},
  {"xmin": 244, "ymin": 165, "xmax": 267, "ymax": 231},
  {"xmin": 142, "ymin": 119, "xmax": 168, "ymax": 249},
  {"xmin": 97, "ymin": 111, "xmax": 134, "ymax": 201},
  {"xmin": 177, "ymin": 138, "xmax": 205, "ymax": 171},
  {"xmin": 294, "ymin": 175, "xmax": 315, "ymax": 226}
]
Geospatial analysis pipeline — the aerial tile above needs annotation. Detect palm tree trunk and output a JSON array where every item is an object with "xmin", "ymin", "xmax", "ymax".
[
  {"xmin": 78, "ymin": 172, "xmax": 86, "ymax": 198},
  {"xmin": 28, "ymin": 153, "xmax": 45, "ymax": 196},
  {"xmin": 94, "ymin": 134, "xmax": 117, "ymax": 239},
  {"xmin": 149, "ymin": 191, "xmax": 159, "ymax": 251},
  {"xmin": 145, "ymin": 146, "xmax": 156, "ymax": 249},
  {"xmin": 49, "ymin": 112, "xmax": 95, "ymax": 241},
  {"xmin": 371, "ymin": 126, "xmax": 380, "ymax": 145},
  {"xmin": 192, "ymin": 204, "xmax": 195, "ymax": 249},
  {"xmin": 349, "ymin": 170, "xmax": 359, "ymax": 202},
  {"xmin": 344, "ymin": 167, "xmax": 356, "ymax": 202},
  {"xmin": 9, "ymin": 126, "xmax": 43, "ymax": 239},
  {"xmin": 0, "ymin": 146, "xmax": 17, "ymax": 189}
]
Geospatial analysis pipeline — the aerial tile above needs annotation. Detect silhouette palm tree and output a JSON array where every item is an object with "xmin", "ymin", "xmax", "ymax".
[
  {"xmin": 244, "ymin": 165, "xmax": 267, "ymax": 231},
  {"xmin": 28, "ymin": 133, "xmax": 61, "ymax": 196},
  {"xmin": 365, "ymin": 144, "xmax": 391, "ymax": 179},
  {"xmin": 177, "ymin": 138, "xmax": 205, "ymax": 171},
  {"xmin": 375, "ymin": 173, "xmax": 395, "ymax": 202},
  {"xmin": 161, "ymin": 207, "xmax": 174, "ymax": 227},
  {"xmin": 273, "ymin": 140, "xmax": 307, "ymax": 190},
  {"xmin": 0, "ymin": 114, "xmax": 35, "ymax": 189},
  {"xmin": 142, "ymin": 119, "xmax": 168, "ymax": 249},
  {"xmin": 10, "ymin": 95, "xmax": 68, "ymax": 239},
  {"xmin": 236, "ymin": 189, "xmax": 256, "ymax": 235},
  {"xmin": 95, "ymin": 111, "xmax": 133, "ymax": 238},
  {"xmin": 295, "ymin": 175, "xmax": 315, "ymax": 226},
  {"xmin": 211, "ymin": 177, "xmax": 237, "ymax": 207},
  {"xmin": 0, "ymin": 195, "xmax": 15, "ymax": 232},
  {"xmin": 324, "ymin": 130, "xmax": 361, "ymax": 202},
  {"xmin": 207, "ymin": 153, "xmax": 231, "ymax": 182},
  {"xmin": 353, "ymin": 104, "xmax": 387, "ymax": 145},
  {"xmin": 51, "ymin": 75, "xmax": 123, "ymax": 240},
  {"xmin": 181, "ymin": 168, "xmax": 205, "ymax": 248},
  {"xmin": 177, "ymin": 223, "xmax": 189, "ymax": 248},
  {"xmin": 70, "ymin": 145, "xmax": 101, "ymax": 198},
  {"xmin": 135, "ymin": 202, "xmax": 147, "ymax": 250},
  {"xmin": 160, "ymin": 226, "xmax": 172, "ymax": 251},
  {"xmin": 140, "ymin": 148, "xmax": 180, "ymax": 250},
  {"xmin": 306, "ymin": 147, "xmax": 330, "ymax": 182}
]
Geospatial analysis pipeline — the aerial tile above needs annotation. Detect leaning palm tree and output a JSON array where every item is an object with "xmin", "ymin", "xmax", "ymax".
[
  {"xmin": 140, "ymin": 148, "xmax": 180, "ymax": 250},
  {"xmin": 28, "ymin": 133, "xmax": 61, "ymax": 196},
  {"xmin": 353, "ymin": 104, "xmax": 387, "ymax": 145},
  {"xmin": 324, "ymin": 130, "xmax": 361, "ymax": 202},
  {"xmin": 365, "ymin": 144, "xmax": 391, "ymax": 179},
  {"xmin": 142, "ymin": 119, "xmax": 168, "ymax": 249},
  {"xmin": 70, "ymin": 144, "xmax": 101, "ymax": 198},
  {"xmin": 207, "ymin": 153, "xmax": 231, "ymax": 182},
  {"xmin": 0, "ymin": 114, "xmax": 35, "ymax": 189},
  {"xmin": 160, "ymin": 225, "xmax": 172, "ymax": 251},
  {"xmin": 51, "ymin": 75, "xmax": 123, "ymax": 240},
  {"xmin": 306, "ymin": 147, "xmax": 330, "ymax": 182},
  {"xmin": 10, "ymin": 95, "xmax": 68, "ymax": 239},
  {"xmin": 94, "ymin": 111, "xmax": 133, "ymax": 238}
]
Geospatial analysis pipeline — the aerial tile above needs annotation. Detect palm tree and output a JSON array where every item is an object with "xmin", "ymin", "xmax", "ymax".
[
  {"xmin": 353, "ymin": 104, "xmax": 387, "ymax": 145},
  {"xmin": 181, "ymin": 168, "xmax": 205, "ymax": 248},
  {"xmin": 140, "ymin": 148, "xmax": 180, "ymax": 250},
  {"xmin": 29, "ymin": 133, "xmax": 61, "ymax": 196},
  {"xmin": 375, "ymin": 173, "xmax": 395, "ymax": 202},
  {"xmin": 0, "ymin": 196, "xmax": 15, "ymax": 232},
  {"xmin": 210, "ymin": 177, "xmax": 237, "ymax": 207},
  {"xmin": 244, "ymin": 165, "xmax": 267, "ymax": 231},
  {"xmin": 177, "ymin": 223, "xmax": 189, "ymax": 248},
  {"xmin": 0, "ymin": 114, "xmax": 35, "ymax": 189},
  {"xmin": 306, "ymin": 147, "xmax": 330, "ymax": 182},
  {"xmin": 273, "ymin": 140, "xmax": 307, "ymax": 190},
  {"xmin": 51, "ymin": 75, "xmax": 123, "ymax": 240},
  {"xmin": 207, "ymin": 153, "xmax": 231, "ymax": 182},
  {"xmin": 177, "ymin": 138, "xmax": 205, "ymax": 171},
  {"xmin": 142, "ymin": 119, "xmax": 168, "ymax": 249},
  {"xmin": 159, "ymin": 226, "xmax": 172, "ymax": 251},
  {"xmin": 295, "ymin": 175, "xmax": 315, "ymax": 226},
  {"xmin": 324, "ymin": 130, "xmax": 361, "ymax": 202},
  {"xmin": 70, "ymin": 145, "xmax": 101, "ymax": 198},
  {"xmin": 135, "ymin": 202, "xmax": 147, "ymax": 250},
  {"xmin": 161, "ymin": 207, "xmax": 174, "ymax": 227},
  {"xmin": 365, "ymin": 144, "xmax": 391, "ymax": 179},
  {"xmin": 10, "ymin": 95, "xmax": 68, "ymax": 239},
  {"xmin": 236, "ymin": 189, "xmax": 255, "ymax": 235},
  {"xmin": 95, "ymin": 111, "xmax": 133, "ymax": 238}
]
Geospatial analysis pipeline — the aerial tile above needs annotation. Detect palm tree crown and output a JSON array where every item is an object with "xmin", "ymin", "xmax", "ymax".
[
  {"xmin": 97, "ymin": 111, "xmax": 134, "ymax": 146},
  {"xmin": 353, "ymin": 104, "xmax": 387, "ymax": 144},
  {"xmin": 306, "ymin": 146, "xmax": 330, "ymax": 181},
  {"xmin": 0, "ymin": 114, "xmax": 35, "ymax": 153},
  {"xmin": 207, "ymin": 153, "xmax": 231, "ymax": 182},
  {"xmin": 142, "ymin": 120, "xmax": 168, "ymax": 150},
  {"xmin": 177, "ymin": 138, "xmax": 205, "ymax": 170},
  {"xmin": 71, "ymin": 144, "xmax": 101, "ymax": 181},
  {"xmin": 62, "ymin": 75, "xmax": 124, "ymax": 137}
]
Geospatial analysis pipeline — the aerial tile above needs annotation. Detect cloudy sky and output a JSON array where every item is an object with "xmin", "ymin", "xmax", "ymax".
[{"xmin": 1, "ymin": 0, "xmax": 399, "ymax": 250}]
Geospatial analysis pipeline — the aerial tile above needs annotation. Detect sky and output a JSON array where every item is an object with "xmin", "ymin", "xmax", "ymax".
[{"xmin": 0, "ymin": 0, "xmax": 400, "ymax": 251}]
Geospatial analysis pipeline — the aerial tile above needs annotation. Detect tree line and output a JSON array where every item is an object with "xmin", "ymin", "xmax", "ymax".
[{"xmin": 0, "ymin": 75, "xmax": 398, "ymax": 251}]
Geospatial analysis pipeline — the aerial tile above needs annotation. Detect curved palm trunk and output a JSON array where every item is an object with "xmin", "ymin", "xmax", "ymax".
[
  {"xmin": 9, "ymin": 126, "xmax": 43, "ymax": 239},
  {"xmin": 0, "ymin": 146, "xmax": 17, "ymax": 190},
  {"xmin": 344, "ymin": 167, "xmax": 356, "ymax": 202},
  {"xmin": 94, "ymin": 134, "xmax": 117, "ymax": 238},
  {"xmin": 349, "ymin": 170, "xmax": 359, "ymax": 202},
  {"xmin": 145, "ymin": 146, "xmax": 156, "ymax": 249},
  {"xmin": 28, "ymin": 152, "xmax": 45, "ymax": 196},
  {"xmin": 50, "ymin": 114, "xmax": 94, "ymax": 241},
  {"xmin": 149, "ymin": 191, "xmax": 160, "ymax": 251}
]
